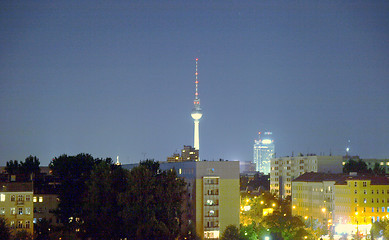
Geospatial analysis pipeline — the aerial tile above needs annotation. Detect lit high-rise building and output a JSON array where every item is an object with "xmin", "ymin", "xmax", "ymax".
[
  {"xmin": 191, "ymin": 58, "xmax": 202, "ymax": 152},
  {"xmin": 253, "ymin": 131, "xmax": 275, "ymax": 174}
]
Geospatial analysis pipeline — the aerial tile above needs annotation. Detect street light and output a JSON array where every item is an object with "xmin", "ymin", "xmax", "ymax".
[{"xmin": 355, "ymin": 212, "xmax": 359, "ymax": 240}]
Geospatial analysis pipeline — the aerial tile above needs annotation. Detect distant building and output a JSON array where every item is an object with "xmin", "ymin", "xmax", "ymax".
[
  {"xmin": 160, "ymin": 160, "xmax": 240, "ymax": 240},
  {"xmin": 239, "ymin": 161, "xmax": 256, "ymax": 174},
  {"xmin": 292, "ymin": 172, "xmax": 389, "ymax": 236},
  {"xmin": 167, "ymin": 145, "xmax": 199, "ymax": 162},
  {"xmin": 270, "ymin": 154, "xmax": 345, "ymax": 198},
  {"xmin": 0, "ymin": 182, "xmax": 34, "ymax": 235},
  {"xmin": 253, "ymin": 131, "xmax": 275, "ymax": 174}
]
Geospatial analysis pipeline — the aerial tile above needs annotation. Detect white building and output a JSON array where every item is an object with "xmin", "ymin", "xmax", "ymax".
[
  {"xmin": 270, "ymin": 154, "xmax": 344, "ymax": 198},
  {"xmin": 253, "ymin": 131, "xmax": 275, "ymax": 174}
]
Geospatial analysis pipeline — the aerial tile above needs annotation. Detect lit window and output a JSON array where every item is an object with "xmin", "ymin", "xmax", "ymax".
[
  {"xmin": 206, "ymin": 200, "xmax": 214, "ymax": 206},
  {"xmin": 10, "ymin": 221, "xmax": 15, "ymax": 229},
  {"xmin": 26, "ymin": 195, "xmax": 30, "ymax": 201},
  {"xmin": 10, "ymin": 208, "xmax": 16, "ymax": 215},
  {"xmin": 372, "ymin": 208, "xmax": 374, "ymax": 212},
  {"xmin": 383, "ymin": 207, "xmax": 385, "ymax": 212},
  {"xmin": 209, "ymin": 210, "xmax": 215, "ymax": 216},
  {"xmin": 11, "ymin": 195, "xmax": 15, "ymax": 201},
  {"xmin": 364, "ymin": 190, "xmax": 367, "ymax": 194},
  {"xmin": 0, "ymin": 194, "xmax": 5, "ymax": 202},
  {"xmin": 17, "ymin": 221, "xmax": 23, "ymax": 229},
  {"xmin": 0, "ymin": 208, "xmax": 5, "ymax": 215},
  {"xmin": 33, "ymin": 196, "xmax": 37, "ymax": 202},
  {"xmin": 25, "ymin": 207, "xmax": 31, "ymax": 215},
  {"xmin": 25, "ymin": 220, "xmax": 30, "ymax": 229},
  {"xmin": 364, "ymin": 198, "xmax": 367, "ymax": 203},
  {"xmin": 39, "ymin": 196, "xmax": 43, "ymax": 202},
  {"xmin": 18, "ymin": 208, "xmax": 23, "ymax": 215}
]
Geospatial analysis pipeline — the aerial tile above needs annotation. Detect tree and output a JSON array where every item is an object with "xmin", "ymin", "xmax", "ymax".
[
  {"xmin": 372, "ymin": 162, "xmax": 386, "ymax": 176},
  {"xmin": 34, "ymin": 218, "xmax": 52, "ymax": 240},
  {"xmin": 5, "ymin": 160, "xmax": 20, "ymax": 175},
  {"xmin": 49, "ymin": 153, "xmax": 97, "ymax": 231},
  {"xmin": 13, "ymin": 230, "xmax": 33, "ymax": 240},
  {"xmin": 119, "ymin": 160, "xmax": 186, "ymax": 240},
  {"xmin": 5, "ymin": 156, "xmax": 40, "ymax": 181},
  {"xmin": 0, "ymin": 217, "xmax": 11, "ymax": 240},
  {"xmin": 20, "ymin": 155, "xmax": 40, "ymax": 177},
  {"xmin": 262, "ymin": 211, "xmax": 308, "ymax": 240},
  {"xmin": 220, "ymin": 225, "xmax": 240, "ymax": 240},
  {"xmin": 83, "ymin": 161, "xmax": 126, "ymax": 240},
  {"xmin": 342, "ymin": 159, "xmax": 369, "ymax": 174}
]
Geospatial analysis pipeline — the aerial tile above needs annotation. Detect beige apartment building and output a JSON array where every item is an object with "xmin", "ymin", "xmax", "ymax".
[
  {"xmin": 270, "ymin": 155, "xmax": 344, "ymax": 198},
  {"xmin": 292, "ymin": 172, "xmax": 389, "ymax": 236},
  {"xmin": 0, "ymin": 182, "xmax": 34, "ymax": 235},
  {"xmin": 159, "ymin": 160, "xmax": 240, "ymax": 240}
]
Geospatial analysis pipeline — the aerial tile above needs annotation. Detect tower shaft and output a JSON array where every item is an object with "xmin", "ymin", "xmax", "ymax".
[{"xmin": 194, "ymin": 120, "xmax": 200, "ymax": 150}]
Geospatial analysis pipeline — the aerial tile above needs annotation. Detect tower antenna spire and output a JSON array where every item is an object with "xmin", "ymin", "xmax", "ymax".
[{"xmin": 195, "ymin": 58, "xmax": 199, "ymax": 100}]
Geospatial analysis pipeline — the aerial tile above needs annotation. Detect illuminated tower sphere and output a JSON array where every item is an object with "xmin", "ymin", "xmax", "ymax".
[
  {"xmin": 191, "ymin": 58, "xmax": 202, "ymax": 151},
  {"xmin": 253, "ymin": 131, "xmax": 275, "ymax": 174}
]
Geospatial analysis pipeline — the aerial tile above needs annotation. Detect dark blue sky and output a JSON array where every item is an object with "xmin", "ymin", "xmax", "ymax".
[{"xmin": 1, "ymin": 1, "xmax": 388, "ymax": 166}]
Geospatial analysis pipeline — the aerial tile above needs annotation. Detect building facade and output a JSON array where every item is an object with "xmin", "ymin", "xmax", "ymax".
[
  {"xmin": 270, "ymin": 155, "xmax": 344, "ymax": 198},
  {"xmin": 0, "ymin": 182, "xmax": 34, "ymax": 235},
  {"xmin": 253, "ymin": 131, "xmax": 274, "ymax": 174},
  {"xmin": 292, "ymin": 172, "xmax": 389, "ymax": 236},
  {"xmin": 160, "ymin": 160, "xmax": 240, "ymax": 240},
  {"xmin": 167, "ymin": 145, "xmax": 199, "ymax": 162}
]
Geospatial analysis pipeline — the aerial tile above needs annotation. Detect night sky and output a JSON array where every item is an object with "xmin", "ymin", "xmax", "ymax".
[{"xmin": 1, "ymin": 1, "xmax": 388, "ymax": 166}]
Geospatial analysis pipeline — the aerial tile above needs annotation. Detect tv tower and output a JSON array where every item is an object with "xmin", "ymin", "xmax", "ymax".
[{"xmin": 191, "ymin": 58, "xmax": 202, "ymax": 151}]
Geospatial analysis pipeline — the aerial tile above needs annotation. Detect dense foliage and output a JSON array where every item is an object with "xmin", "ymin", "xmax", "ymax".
[
  {"xmin": 48, "ymin": 155, "xmax": 186, "ymax": 240},
  {"xmin": 5, "ymin": 155, "xmax": 40, "ymax": 180}
]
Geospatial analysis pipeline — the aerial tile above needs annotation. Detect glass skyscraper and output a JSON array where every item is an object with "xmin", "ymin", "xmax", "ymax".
[{"xmin": 253, "ymin": 131, "xmax": 275, "ymax": 174}]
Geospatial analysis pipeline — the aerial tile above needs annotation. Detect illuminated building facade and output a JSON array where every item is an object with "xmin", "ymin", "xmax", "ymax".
[
  {"xmin": 253, "ymin": 131, "xmax": 274, "ymax": 174},
  {"xmin": 270, "ymin": 155, "xmax": 344, "ymax": 198},
  {"xmin": 292, "ymin": 172, "xmax": 389, "ymax": 236},
  {"xmin": 167, "ymin": 145, "xmax": 199, "ymax": 162},
  {"xmin": 160, "ymin": 160, "xmax": 240, "ymax": 240},
  {"xmin": 0, "ymin": 182, "xmax": 34, "ymax": 235}
]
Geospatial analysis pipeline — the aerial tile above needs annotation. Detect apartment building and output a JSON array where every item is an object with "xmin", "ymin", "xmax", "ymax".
[
  {"xmin": 270, "ymin": 155, "xmax": 344, "ymax": 198},
  {"xmin": 0, "ymin": 182, "xmax": 34, "ymax": 235},
  {"xmin": 292, "ymin": 172, "xmax": 389, "ymax": 236},
  {"xmin": 159, "ymin": 160, "xmax": 240, "ymax": 240}
]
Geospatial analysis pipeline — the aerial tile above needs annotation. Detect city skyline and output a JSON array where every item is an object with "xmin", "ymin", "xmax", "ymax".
[{"xmin": 1, "ymin": 1, "xmax": 389, "ymax": 166}]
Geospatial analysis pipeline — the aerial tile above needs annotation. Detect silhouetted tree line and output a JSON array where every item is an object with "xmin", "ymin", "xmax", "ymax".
[
  {"xmin": 342, "ymin": 158, "xmax": 386, "ymax": 175},
  {"xmin": 5, "ymin": 155, "xmax": 40, "ymax": 181},
  {"xmin": 4, "ymin": 154, "xmax": 188, "ymax": 240},
  {"xmin": 49, "ymin": 154, "xmax": 187, "ymax": 240}
]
